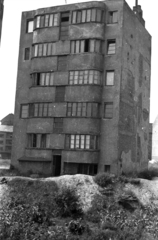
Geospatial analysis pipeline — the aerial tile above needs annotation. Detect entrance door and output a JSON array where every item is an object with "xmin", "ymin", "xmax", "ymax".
[{"xmin": 53, "ymin": 155, "xmax": 61, "ymax": 176}]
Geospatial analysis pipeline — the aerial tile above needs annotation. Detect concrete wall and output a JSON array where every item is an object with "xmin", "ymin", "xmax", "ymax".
[
  {"xmin": 0, "ymin": 0, "xmax": 4, "ymax": 42},
  {"xmin": 98, "ymin": 0, "xmax": 124, "ymax": 174},
  {"xmin": 118, "ymin": 2, "xmax": 151, "ymax": 173}
]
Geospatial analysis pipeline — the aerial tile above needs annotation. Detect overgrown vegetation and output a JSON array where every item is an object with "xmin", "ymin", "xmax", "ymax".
[{"xmin": 0, "ymin": 171, "xmax": 158, "ymax": 239}]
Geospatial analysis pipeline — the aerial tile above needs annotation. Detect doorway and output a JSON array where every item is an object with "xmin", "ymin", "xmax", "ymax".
[{"xmin": 53, "ymin": 155, "xmax": 61, "ymax": 176}]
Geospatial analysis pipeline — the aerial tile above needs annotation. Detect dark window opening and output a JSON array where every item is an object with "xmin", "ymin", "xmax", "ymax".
[
  {"xmin": 104, "ymin": 165, "xmax": 110, "ymax": 173},
  {"xmin": 53, "ymin": 118, "xmax": 63, "ymax": 133},
  {"xmin": 36, "ymin": 73, "xmax": 40, "ymax": 85},
  {"xmin": 84, "ymin": 39, "xmax": 89, "ymax": 52},
  {"xmin": 24, "ymin": 48, "xmax": 30, "ymax": 60},
  {"xmin": 61, "ymin": 12, "xmax": 69, "ymax": 22}
]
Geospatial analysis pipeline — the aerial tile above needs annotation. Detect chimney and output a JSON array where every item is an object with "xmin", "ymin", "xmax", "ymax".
[{"xmin": 133, "ymin": 1, "xmax": 145, "ymax": 26}]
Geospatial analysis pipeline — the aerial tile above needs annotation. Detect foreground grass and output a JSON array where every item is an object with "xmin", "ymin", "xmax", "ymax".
[{"xmin": 0, "ymin": 172, "xmax": 158, "ymax": 239}]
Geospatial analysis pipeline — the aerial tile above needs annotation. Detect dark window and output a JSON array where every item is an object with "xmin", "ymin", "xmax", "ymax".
[
  {"xmin": 27, "ymin": 133, "xmax": 50, "ymax": 148},
  {"xmin": 0, "ymin": 134, "xmax": 4, "ymax": 138},
  {"xmin": 53, "ymin": 118, "xmax": 63, "ymax": 133},
  {"xmin": 104, "ymin": 165, "xmax": 110, "ymax": 173},
  {"xmin": 107, "ymin": 40, "xmax": 116, "ymax": 55},
  {"xmin": 26, "ymin": 20, "xmax": 33, "ymax": 33},
  {"xmin": 104, "ymin": 103, "xmax": 113, "ymax": 119},
  {"xmin": 55, "ymin": 87, "xmax": 65, "ymax": 102},
  {"xmin": 78, "ymin": 163, "xmax": 98, "ymax": 175},
  {"xmin": 0, "ymin": 140, "xmax": 3, "ymax": 144},
  {"xmin": 85, "ymin": 39, "xmax": 89, "ymax": 52},
  {"xmin": 58, "ymin": 56, "xmax": 67, "ymax": 71},
  {"xmin": 24, "ymin": 48, "xmax": 30, "ymax": 60},
  {"xmin": 61, "ymin": 12, "xmax": 69, "ymax": 23},
  {"xmin": 108, "ymin": 11, "xmax": 118, "ymax": 24},
  {"xmin": 65, "ymin": 134, "xmax": 98, "ymax": 150},
  {"xmin": 106, "ymin": 70, "xmax": 114, "ymax": 86}
]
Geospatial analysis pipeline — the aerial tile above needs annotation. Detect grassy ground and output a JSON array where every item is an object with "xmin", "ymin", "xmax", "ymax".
[{"xmin": 0, "ymin": 171, "xmax": 158, "ymax": 239}]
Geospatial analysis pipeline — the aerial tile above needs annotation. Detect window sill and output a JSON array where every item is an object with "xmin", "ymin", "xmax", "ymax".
[{"xmin": 63, "ymin": 149, "xmax": 100, "ymax": 152}]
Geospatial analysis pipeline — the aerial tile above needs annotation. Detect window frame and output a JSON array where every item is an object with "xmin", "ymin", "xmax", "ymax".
[
  {"xmin": 34, "ymin": 13, "xmax": 59, "ymax": 29},
  {"xmin": 107, "ymin": 39, "xmax": 116, "ymax": 55},
  {"xmin": 107, "ymin": 11, "xmax": 118, "ymax": 24},
  {"xmin": 65, "ymin": 134, "xmax": 99, "ymax": 150},
  {"xmin": 67, "ymin": 102, "xmax": 99, "ymax": 118},
  {"xmin": 24, "ymin": 48, "xmax": 30, "ymax": 61},
  {"xmin": 20, "ymin": 104, "xmax": 29, "ymax": 118},
  {"xmin": 71, "ymin": 8, "xmax": 104, "ymax": 24},
  {"xmin": 27, "ymin": 133, "xmax": 50, "ymax": 149},
  {"xmin": 69, "ymin": 70, "xmax": 102, "ymax": 85},
  {"xmin": 31, "ymin": 72, "xmax": 54, "ymax": 87},
  {"xmin": 26, "ymin": 19, "xmax": 34, "ymax": 33},
  {"xmin": 105, "ymin": 70, "xmax": 115, "ymax": 86},
  {"xmin": 104, "ymin": 102, "xmax": 113, "ymax": 119}
]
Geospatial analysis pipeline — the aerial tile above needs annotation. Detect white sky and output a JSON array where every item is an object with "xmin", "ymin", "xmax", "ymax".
[{"xmin": 0, "ymin": 0, "xmax": 156, "ymax": 122}]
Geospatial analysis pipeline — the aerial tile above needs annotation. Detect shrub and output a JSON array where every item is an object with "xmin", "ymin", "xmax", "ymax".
[
  {"xmin": 85, "ymin": 194, "xmax": 107, "ymax": 223},
  {"xmin": 68, "ymin": 218, "xmax": 88, "ymax": 235},
  {"xmin": 55, "ymin": 187, "xmax": 83, "ymax": 217},
  {"xmin": 137, "ymin": 168, "xmax": 158, "ymax": 180},
  {"xmin": 94, "ymin": 173, "xmax": 113, "ymax": 188}
]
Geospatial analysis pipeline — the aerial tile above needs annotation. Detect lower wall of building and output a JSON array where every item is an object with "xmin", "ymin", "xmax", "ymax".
[{"xmin": 19, "ymin": 160, "xmax": 52, "ymax": 175}]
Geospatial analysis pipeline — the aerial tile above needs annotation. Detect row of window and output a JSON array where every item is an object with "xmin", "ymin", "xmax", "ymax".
[
  {"xmin": 21, "ymin": 102, "xmax": 113, "ymax": 119},
  {"xmin": 64, "ymin": 162, "xmax": 98, "ymax": 176},
  {"xmin": 24, "ymin": 39, "xmax": 116, "ymax": 60},
  {"xmin": 65, "ymin": 134, "xmax": 98, "ymax": 150},
  {"xmin": 21, "ymin": 102, "xmax": 100, "ymax": 118},
  {"xmin": 31, "ymin": 70, "xmax": 114, "ymax": 86},
  {"xmin": 27, "ymin": 133, "xmax": 99, "ymax": 150},
  {"xmin": 67, "ymin": 103, "xmax": 99, "ymax": 117},
  {"xmin": 70, "ymin": 39, "xmax": 102, "ymax": 54},
  {"xmin": 0, "ymin": 140, "xmax": 12, "ymax": 145},
  {"xmin": 26, "ymin": 10, "xmax": 118, "ymax": 33},
  {"xmin": 33, "ymin": 39, "xmax": 103, "ymax": 57},
  {"xmin": 0, "ymin": 133, "xmax": 12, "ymax": 138},
  {"xmin": 72, "ymin": 9, "xmax": 103, "ymax": 24}
]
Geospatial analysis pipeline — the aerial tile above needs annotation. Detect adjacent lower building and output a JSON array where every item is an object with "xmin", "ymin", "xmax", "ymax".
[
  {"xmin": 11, "ymin": 0, "xmax": 151, "ymax": 176},
  {"xmin": 0, "ymin": 114, "xmax": 13, "ymax": 159}
]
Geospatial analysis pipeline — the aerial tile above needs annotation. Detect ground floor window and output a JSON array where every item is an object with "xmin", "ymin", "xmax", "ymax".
[{"xmin": 64, "ymin": 162, "xmax": 97, "ymax": 175}]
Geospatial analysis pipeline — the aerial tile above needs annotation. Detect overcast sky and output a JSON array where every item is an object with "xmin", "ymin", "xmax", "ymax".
[{"xmin": 0, "ymin": 0, "xmax": 156, "ymax": 122}]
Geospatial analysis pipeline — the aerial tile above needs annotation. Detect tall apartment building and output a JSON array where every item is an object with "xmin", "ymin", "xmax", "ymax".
[
  {"xmin": 0, "ymin": 0, "xmax": 4, "ymax": 42},
  {"xmin": 12, "ymin": 0, "xmax": 151, "ymax": 176}
]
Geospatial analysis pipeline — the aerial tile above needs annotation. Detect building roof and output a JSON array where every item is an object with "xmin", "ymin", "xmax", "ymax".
[
  {"xmin": 0, "ymin": 113, "xmax": 14, "ymax": 126},
  {"xmin": 0, "ymin": 125, "xmax": 13, "ymax": 133}
]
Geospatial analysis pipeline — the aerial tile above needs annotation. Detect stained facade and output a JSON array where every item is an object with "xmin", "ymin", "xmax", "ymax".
[{"xmin": 11, "ymin": 0, "xmax": 151, "ymax": 176}]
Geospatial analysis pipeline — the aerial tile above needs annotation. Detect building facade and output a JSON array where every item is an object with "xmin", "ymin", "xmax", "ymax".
[
  {"xmin": 0, "ymin": 114, "xmax": 13, "ymax": 160},
  {"xmin": 12, "ymin": 0, "xmax": 151, "ymax": 176},
  {"xmin": 0, "ymin": 0, "xmax": 4, "ymax": 42}
]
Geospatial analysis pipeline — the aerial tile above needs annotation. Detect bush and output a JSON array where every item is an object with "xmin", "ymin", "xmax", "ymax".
[
  {"xmin": 55, "ymin": 187, "xmax": 83, "ymax": 217},
  {"xmin": 94, "ymin": 173, "xmax": 113, "ymax": 188},
  {"xmin": 85, "ymin": 194, "xmax": 107, "ymax": 223},
  {"xmin": 137, "ymin": 168, "xmax": 158, "ymax": 180},
  {"xmin": 68, "ymin": 218, "xmax": 88, "ymax": 235}
]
